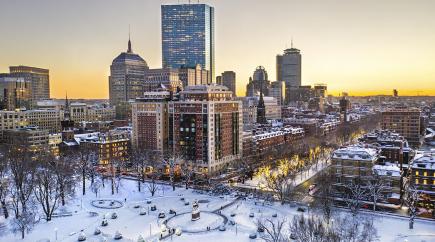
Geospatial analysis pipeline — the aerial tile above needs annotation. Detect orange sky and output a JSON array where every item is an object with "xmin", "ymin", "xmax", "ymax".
[{"xmin": 1, "ymin": 0, "xmax": 434, "ymax": 99}]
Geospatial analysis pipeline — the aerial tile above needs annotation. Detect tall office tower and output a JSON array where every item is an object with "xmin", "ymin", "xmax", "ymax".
[
  {"xmin": 246, "ymin": 66, "xmax": 270, "ymax": 97},
  {"xmin": 382, "ymin": 107, "xmax": 422, "ymax": 148},
  {"xmin": 269, "ymin": 81, "xmax": 285, "ymax": 106},
  {"xmin": 0, "ymin": 75, "xmax": 31, "ymax": 110},
  {"xmin": 220, "ymin": 71, "xmax": 236, "ymax": 97},
  {"xmin": 276, "ymin": 43, "xmax": 301, "ymax": 103},
  {"xmin": 168, "ymin": 85, "xmax": 242, "ymax": 174},
  {"xmin": 161, "ymin": 4, "xmax": 215, "ymax": 82},
  {"xmin": 9, "ymin": 66, "xmax": 50, "ymax": 106},
  {"xmin": 109, "ymin": 38, "xmax": 148, "ymax": 119}
]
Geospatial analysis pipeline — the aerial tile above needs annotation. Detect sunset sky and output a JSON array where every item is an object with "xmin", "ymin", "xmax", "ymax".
[{"xmin": 1, "ymin": 0, "xmax": 434, "ymax": 98}]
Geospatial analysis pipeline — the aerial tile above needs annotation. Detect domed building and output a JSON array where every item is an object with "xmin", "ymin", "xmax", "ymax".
[{"xmin": 109, "ymin": 38, "xmax": 148, "ymax": 118}]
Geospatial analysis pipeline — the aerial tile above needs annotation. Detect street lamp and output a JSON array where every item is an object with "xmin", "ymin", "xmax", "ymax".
[{"xmin": 54, "ymin": 227, "xmax": 58, "ymax": 241}]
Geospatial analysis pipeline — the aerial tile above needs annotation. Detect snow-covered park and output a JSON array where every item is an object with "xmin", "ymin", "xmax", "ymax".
[{"xmin": 1, "ymin": 178, "xmax": 435, "ymax": 242}]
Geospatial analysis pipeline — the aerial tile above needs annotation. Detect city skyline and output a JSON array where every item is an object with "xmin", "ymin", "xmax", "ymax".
[{"xmin": 1, "ymin": 0, "xmax": 434, "ymax": 98}]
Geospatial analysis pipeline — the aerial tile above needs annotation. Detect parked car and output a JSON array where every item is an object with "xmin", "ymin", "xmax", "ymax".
[{"xmin": 158, "ymin": 212, "xmax": 166, "ymax": 218}]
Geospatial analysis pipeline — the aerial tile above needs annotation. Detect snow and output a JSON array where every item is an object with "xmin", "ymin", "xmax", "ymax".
[{"xmin": 1, "ymin": 178, "xmax": 435, "ymax": 242}]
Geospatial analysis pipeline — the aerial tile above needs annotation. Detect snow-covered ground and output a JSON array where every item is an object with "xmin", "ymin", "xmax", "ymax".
[{"xmin": 1, "ymin": 178, "xmax": 434, "ymax": 242}]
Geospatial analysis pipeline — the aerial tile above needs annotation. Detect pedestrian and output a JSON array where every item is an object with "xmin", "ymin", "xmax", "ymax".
[{"xmin": 124, "ymin": 198, "xmax": 127, "ymax": 202}]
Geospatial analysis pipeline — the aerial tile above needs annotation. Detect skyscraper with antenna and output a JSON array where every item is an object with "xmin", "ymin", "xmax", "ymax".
[{"xmin": 276, "ymin": 39, "xmax": 301, "ymax": 104}]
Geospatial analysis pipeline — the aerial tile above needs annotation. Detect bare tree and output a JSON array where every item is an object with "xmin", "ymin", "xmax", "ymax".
[
  {"xmin": 6, "ymin": 147, "xmax": 36, "ymax": 239},
  {"xmin": 0, "ymin": 150, "xmax": 9, "ymax": 219},
  {"xmin": 56, "ymin": 152, "xmax": 76, "ymax": 206},
  {"xmin": 145, "ymin": 154, "xmax": 161, "ymax": 196},
  {"xmin": 367, "ymin": 173, "xmax": 386, "ymax": 212},
  {"xmin": 289, "ymin": 215, "xmax": 332, "ymax": 242},
  {"xmin": 10, "ymin": 205, "xmax": 36, "ymax": 239},
  {"xmin": 258, "ymin": 159, "xmax": 296, "ymax": 204},
  {"xmin": 313, "ymin": 170, "xmax": 335, "ymax": 224},
  {"xmin": 180, "ymin": 160, "xmax": 195, "ymax": 189},
  {"xmin": 33, "ymin": 153, "xmax": 61, "ymax": 221},
  {"xmin": 343, "ymin": 181, "xmax": 368, "ymax": 216},
  {"xmin": 289, "ymin": 214, "xmax": 378, "ymax": 242},
  {"xmin": 77, "ymin": 146, "xmax": 98, "ymax": 195},
  {"xmin": 7, "ymin": 147, "xmax": 35, "ymax": 217},
  {"xmin": 163, "ymin": 154, "xmax": 182, "ymax": 191},
  {"xmin": 257, "ymin": 218, "xmax": 287, "ymax": 242},
  {"xmin": 404, "ymin": 182, "xmax": 420, "ymax": 229}
]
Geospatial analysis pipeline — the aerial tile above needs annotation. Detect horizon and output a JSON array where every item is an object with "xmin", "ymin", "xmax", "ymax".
[{"xmin": 1, "ymin": 0, "xmax": 434, "ymax": 98}]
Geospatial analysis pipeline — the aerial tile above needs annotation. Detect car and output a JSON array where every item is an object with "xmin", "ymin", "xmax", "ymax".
[
  {"xmin": 297, "ymin": 207, "xmax": 306, "ymax": 212},
  {"xmin": 249, "ymin": 233, "xmax": 257, "ymax": 239},
  {"xmin": 77, "ymin": 231, "xmax": 86, "ymax": 241},
  {"xmin": 169, "ymin": 209, "xmax": 176, "ymax": 214},
  {"xmin": 229, "ymin": 220, "xmax": 236, "ymax": 226},
  {"xmin": 139, "ymin": 208, "xmax": 146, "ymax": 215},
  {"xmin": 158, "ymin": 212, "xmax": 166, "ymax": 218},
  {"xmin": 308, "ymin": 184, "xmax": 317, "ymax": 192},
  {"xmin": 175, "ymin": 228, "xmax": 182, "ymax": 236},
  {"xmin": 249, "ymin": 213, "xmax": 254, "ymax": 218},
  {"xmin": 257, "ymin": 226, "xmax": 265, "ymax": 233},
  {"xmin": 146, "ymin": 200, "xmax": 152, "ymax": 204},
  {"xmin": 272, "ymin": 213, "xmax": 278, "ymax": 218},
  {"xmin": 230, "ymin": 213, "xmax": 236, "ymax": 217},
  {"xmin": 133, "ymin": 204, "xmax": 140, "ymax": 209},
  {"xmin": 150, "ymin": 205, "xmax": 157, "ymax": 211},
  {"xmin": 101, "ymin": 219, "xmax": 108, "ymax": 227},
  {"xmin": 184, "ymin": 201, "xmax": 190, "ymax": 206},
  {"xmin": 113, "ymin": 231, "xmax": 122, "ymax": 240},
  {"xmin": 218, "ymin": 225, "xmax": 226, "ymax": 231},
  {"xmin": 111, "ymin": 212, "xmax": 118, "ymax": 219}
]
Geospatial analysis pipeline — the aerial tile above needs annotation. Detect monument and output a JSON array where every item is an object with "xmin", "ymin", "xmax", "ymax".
[{"xmin": 191, "ymin": 200, "xmax": 200, "ymax": 221}]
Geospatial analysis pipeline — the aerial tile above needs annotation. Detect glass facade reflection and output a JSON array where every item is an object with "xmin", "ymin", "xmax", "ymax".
[{"xmin": 161, "ymin": 4, "xmax": 215, "ymax": 82}]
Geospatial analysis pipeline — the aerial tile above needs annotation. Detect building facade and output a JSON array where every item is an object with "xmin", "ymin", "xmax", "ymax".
[
  {"xmin": 168, "ymin": 85, "xmax": 242, "ymax": 174},
  {"xmin": 276, "ymin": 46, "xmax": 301, "ymax": 104},
  {"xmin": 382, "ymin": 108, "xmax": 422, "ymax": 148},
  {"xmin": 217, "ymin": 71, "xmax": 236, "ymax": 97},
  {"xmin": 161, "ymin": 4, "xmax": 215, "ymax": 81},
  {"xmin": 0, "ymin": 76, "xmax": 31, "ymax": 110},
  {"xmin": 8, "ymin": 66, "xmax": 50, "ymax": 106},
  {"xmin": 131, "ymin": 92, "xmax": 171, "ymax": 152}
]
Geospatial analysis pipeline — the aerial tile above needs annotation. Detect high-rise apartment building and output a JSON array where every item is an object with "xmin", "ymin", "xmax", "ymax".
[
  {"xmin": 218, "ymin": 71, "xmax": 236, "ymax": 96},
  {"xmin": 161, "ymin": 4, "xmax": 215, "ymax": 81},
  {"xmin": 131, "ymin": 91, "xmax": 171, "ymax": 152},
  {"xmin": 109, "ymin": 38, "xmax": 148, "ymax": 118},
  {"xmin": 168, "ymin": 85, "xmax": 242, "ymax": 174},
  {"xmin": 382, "ymin": 107, "xmax": 422, "ymax": 148},
  {"xmin": 8, "ymin": 66, "xmax": 50, "ymax": 106}
]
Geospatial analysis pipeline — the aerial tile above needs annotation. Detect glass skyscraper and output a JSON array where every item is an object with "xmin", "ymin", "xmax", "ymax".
[{"xmin": 161, "ymin": 4, "xmax": 215, "ymax": 82}]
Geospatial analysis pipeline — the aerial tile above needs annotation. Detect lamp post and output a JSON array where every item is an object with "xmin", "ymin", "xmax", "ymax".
[{"xmin": 54, "ymin": 228, "xmax": 58, "ymax": 241}]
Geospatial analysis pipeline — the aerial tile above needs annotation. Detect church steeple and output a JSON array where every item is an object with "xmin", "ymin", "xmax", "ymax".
[
  {"xmin": 64, "ymin": 92, "xmax": 70, "ymax": 121},
  {"xmin": 257, "ymin": 83, "xmax": 267, "ymax": 124}
]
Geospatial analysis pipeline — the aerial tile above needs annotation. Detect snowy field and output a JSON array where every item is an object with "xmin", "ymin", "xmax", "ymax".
[{"xmin": 1, "ymin": 178, "xmax": 435, "ymax": 242}]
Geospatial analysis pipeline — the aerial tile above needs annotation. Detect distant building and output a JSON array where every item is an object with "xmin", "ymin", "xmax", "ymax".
[
  {"xmin": 246, "ymin": 66, "xmax": 270, "ymax": 97},
  {"xmin": 161, "ymin": 4, "xmax": 215, "ymax": 81},
  {"xmin": 179, "ymin": 64, "xmax": 210, "ymax": 87},
  {"xmin": 109, "ymin": 38, "xmax": 148, "ymax": 118},
  {"xmin": 75, "ymin": 131, "xmax": 130, "ymax": 166},
  {"xmin": 219, "ymin": 71, "xmax": 236, "ymax": 96},
  {"xmin": 144, "ymin": 68, "xmax": 182, "ymax": 93},
  {"xmin": 382, "ymin": 107, "xmax": 422, "ymax": 148},
  {"xmin": 7, "ymin": 66, "xmax": 50, "ymax": 106},
  {"xmin": 0, "ymin": 75, "xmax": 31, "ymax": 110},
  {"xmin": 276, "ymin": 45, "xmax": 301, "ymax": 104},
  {"xmin": 3, "ymin": 126, "xmax": 49, "ymax": 151},
  {"xmin": 269, "ymin": 81, "xmax": 285, "ymax": 106},
  {"xmin": 241, "ymin": 96, "xmax": 281, "ymax": 127}
]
